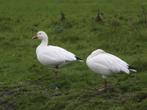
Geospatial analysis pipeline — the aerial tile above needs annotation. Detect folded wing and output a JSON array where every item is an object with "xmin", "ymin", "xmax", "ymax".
[
  {"xmin": 91, "ymin": 53, "xmax": 130, "ymax": 74},
  {"xmin": 42, "ymin": 46, "xmax": 76, "ymax": 63}
]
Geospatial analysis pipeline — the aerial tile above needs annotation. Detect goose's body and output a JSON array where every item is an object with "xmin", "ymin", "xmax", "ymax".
[
  {"xmin": 36, "ymin": 45, "xmax": 78, "ymax": 68},
  {"xmin": 86, "ymin": 49, "xmax": 136, "ymax": 90},
  {"xmin": 33, "ymin": 31, "xmax": 81, "ymax": 69}
]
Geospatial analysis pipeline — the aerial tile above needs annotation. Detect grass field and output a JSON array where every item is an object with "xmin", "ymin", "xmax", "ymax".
[{"xmin": 0, "ymin": 0, "xmax": 147, "ymax": 110}]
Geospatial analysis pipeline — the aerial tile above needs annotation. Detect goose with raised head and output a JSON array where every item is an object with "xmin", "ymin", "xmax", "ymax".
[{"xmin": 32, "ymin": 31, "xmax": 82, "ymax": 77}]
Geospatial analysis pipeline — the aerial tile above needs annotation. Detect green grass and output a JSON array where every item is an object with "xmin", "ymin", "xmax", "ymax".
[{"xmin": 0, "ymin": 0, "xmax": 147, "ymax": 110}]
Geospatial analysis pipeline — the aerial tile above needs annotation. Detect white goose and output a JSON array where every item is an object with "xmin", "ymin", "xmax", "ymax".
[
  {"xmin": 32, "ymin": 31, "xmax": 82, "ymax": 76},
  {"xmin": 86, "ymin": 49, "xmax": 136, "ymax": 90}
]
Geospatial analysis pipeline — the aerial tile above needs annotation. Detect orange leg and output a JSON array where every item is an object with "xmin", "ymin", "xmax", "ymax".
[
  {"xmin": 54, "ymin": 66, "xmax": 59, "ymax": 80},
  {"xmin": 104, "ymin": 79, "xmax": 107, "ymax": 89},
  {"xmin": 98, "ymin": 79, "xmax": 108, "ymax": 92}
]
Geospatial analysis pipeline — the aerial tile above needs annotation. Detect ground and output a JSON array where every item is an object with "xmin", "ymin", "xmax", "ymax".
[{"xmin": 0, "ymin": 0, "xmax": 147, "ymax": 110}]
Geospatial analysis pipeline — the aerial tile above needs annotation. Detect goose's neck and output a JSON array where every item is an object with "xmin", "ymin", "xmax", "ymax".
[{"xmin": 40, "ymin": 38, "xmax": 48, "ymax": 46}]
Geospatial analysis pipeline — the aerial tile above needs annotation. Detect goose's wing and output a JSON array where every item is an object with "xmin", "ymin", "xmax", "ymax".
[
  {"xmin": 44, "ymin": 46, "xmax": 77, "ymax": 62},
  {"xmin": 91, "ymin": 53, "xmax": 130, "ymax": 74}
]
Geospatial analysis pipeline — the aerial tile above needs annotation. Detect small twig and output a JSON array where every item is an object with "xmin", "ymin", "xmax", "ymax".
[
  {"xmin": 95, "ymin": 9, "xmax": 103, "ymax": 22},
  {"xmin": 60, "ymin": 12, "xmax": 65, "ymax": 22}
]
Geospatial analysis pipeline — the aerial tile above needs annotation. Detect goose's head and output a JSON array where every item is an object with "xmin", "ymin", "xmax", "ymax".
[
  {"xmin": 32, "ymin": 31, "xmax": 48, "ymax": 40},
  {"xmin": 91, "ymin": 49, "xmax": 105, "ymax": 55},
  {"xmin": 88, "ymin": 49, "xmax": 105, "ymax": 59}
]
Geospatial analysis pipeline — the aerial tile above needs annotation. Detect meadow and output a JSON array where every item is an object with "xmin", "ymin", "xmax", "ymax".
[{"xmin": 0, "ymin": 0, "xmax": 147, "ymax": 110}]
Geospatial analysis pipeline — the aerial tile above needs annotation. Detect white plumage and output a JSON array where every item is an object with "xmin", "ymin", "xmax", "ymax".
[
  {"xmin": 86, "ymin": 49, "xmax": 136, "ymax": 89},
  {"xmin": 36, "ymin": 45, "xmax": 77, "ymax": 68},
  {"xmin": 33, "ymin": 31, "xmax": 81, "ymax": 68}
]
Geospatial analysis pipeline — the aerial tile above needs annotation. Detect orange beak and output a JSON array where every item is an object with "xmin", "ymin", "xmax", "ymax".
[{"xmin": 32, "ymin": 35, "xmax": 38, "ymax": 39}]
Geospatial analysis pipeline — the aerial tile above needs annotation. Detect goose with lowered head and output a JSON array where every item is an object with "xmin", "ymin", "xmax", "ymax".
[{"xmin": 86, "ymin": 49, "xmax": 136, "ymax": 90}]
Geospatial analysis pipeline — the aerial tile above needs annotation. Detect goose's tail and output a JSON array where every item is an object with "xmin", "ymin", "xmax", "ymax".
[
  {"xmin": 75, "ymin": 56, "xmax": 84, "ymax": 62},
  {"xmin": 129, "ymin": 66, "xmax": 137, "ymax": 73}
]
